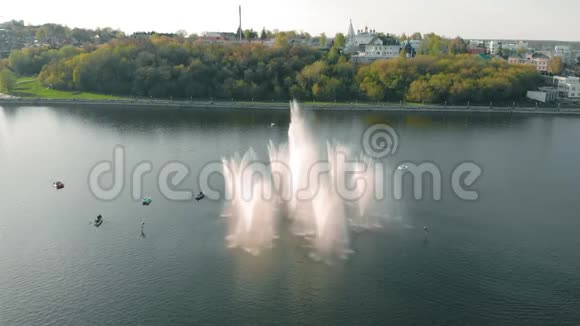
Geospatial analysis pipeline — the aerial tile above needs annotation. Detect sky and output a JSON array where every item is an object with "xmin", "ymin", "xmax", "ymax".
[{"xmin": 2, "ymin": 0, "xmax": 579, "ymax": 41}]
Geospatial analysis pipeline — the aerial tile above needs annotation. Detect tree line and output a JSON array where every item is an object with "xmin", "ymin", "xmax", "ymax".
[
  {"xmin": 358, "ymin": 56, "xmax": 539, "ymax": 103},
  {"xmin": 2, "ymin": 35, "xmax": 541, "ymax": 103}
]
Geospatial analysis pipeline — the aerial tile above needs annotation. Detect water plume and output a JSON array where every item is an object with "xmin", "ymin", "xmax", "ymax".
[{"xmin": 222, "ymin": 101, "xmax": 381, "ymax": 262}]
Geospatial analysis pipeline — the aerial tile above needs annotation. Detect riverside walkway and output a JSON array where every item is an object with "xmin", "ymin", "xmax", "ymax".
[{"xmin": 1, "ymin": 98, "xmax": 579, "ymax": 115}]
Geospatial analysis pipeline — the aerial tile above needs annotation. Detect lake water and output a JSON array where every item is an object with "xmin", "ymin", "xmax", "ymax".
[{"xmin": 0, "ymin": 104, "xmax": 579, "ymax": 325}]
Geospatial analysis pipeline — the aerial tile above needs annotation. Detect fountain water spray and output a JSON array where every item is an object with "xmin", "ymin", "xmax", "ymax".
[
  {"xmin": 223, "ymin": 148, "xmax": 278, "ymax": 256},
  {"xmin": 222, "ymin": 101, "xmax": 381, "ymax": 262}
]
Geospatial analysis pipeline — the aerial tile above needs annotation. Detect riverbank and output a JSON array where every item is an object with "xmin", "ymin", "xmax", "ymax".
[
  {"xmin": 10, "ymin": 77, "xmax": 123, "ymax": 100},
  {"xmin": 2, "ymin": 97, "xmax": 580, "ymax": 115},
  {"xmin": 0, "ymin": 92, "xmax": 15, "ymax": 99}
]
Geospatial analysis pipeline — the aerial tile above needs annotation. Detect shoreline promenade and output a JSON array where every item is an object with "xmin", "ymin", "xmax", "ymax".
[{"xmin": 1, "ymin": 98, "xmax": 579, "ymax": 115}]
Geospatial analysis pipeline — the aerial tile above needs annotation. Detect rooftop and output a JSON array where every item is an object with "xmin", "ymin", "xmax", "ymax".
[
  {"xmin": 370, "ymin": 34, "xmax": 400, "ymax": 46},
  {"xmin": 532, "ymin": 53, "xmax": 550, "ymax": 59}
]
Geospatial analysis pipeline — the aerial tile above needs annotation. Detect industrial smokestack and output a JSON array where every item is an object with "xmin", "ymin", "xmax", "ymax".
[{"xmin": 239, "ymin": 5, "xmax": 242, "ymax": 41}]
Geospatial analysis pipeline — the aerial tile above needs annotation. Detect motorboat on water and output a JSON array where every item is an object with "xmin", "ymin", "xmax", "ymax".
[
  {"xmin": 94, "ymin": 215, "xmax": 103, "ymax": 227},
  {"xmin": 195, "ymin": 192, "xmax": 205, "ymax": 201},
  {"xmin": 53, "ymin": 181, "xmax": 65, "ymax": 190},
  {"xmin": 142, "ymin": 197, "xmax": 152, "ymax": 206}
]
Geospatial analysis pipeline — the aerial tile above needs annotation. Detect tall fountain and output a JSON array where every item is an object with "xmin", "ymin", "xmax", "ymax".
[{"xmin": 222, "ymin": 101, "xmax": 380, "ymax": 262}]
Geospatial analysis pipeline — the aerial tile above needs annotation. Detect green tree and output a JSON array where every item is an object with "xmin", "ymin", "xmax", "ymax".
[
  {"xmin": 411, "ymin": 32, "xmax": 422, "ymax": 40},
  {"xmin": 9, "ymin": 47, "xmax": 62, "ymax": 75},
  {"xmin": 274, "ymin": 32, "xmax": 290, "ymax": 47},
  {"xmin": 319, "ymin": 33, "xmax": 327, "ymax": 48},
  {"xmin": 326, "ymin": 47, "xmax": 340, "ymax": 64},
  {"xmin": 496, "ymin": 43, "xmax": 504, "ymax": 57},
  {"xmin": 399, "ymin": 47, "xmax": 407, "ymax": 59},
  {"xmin": 334, "ymin": 33, "xmax": 346, "ymax": 49},
  {"xmin": 0, "ymin": 69, "xmax": 16, "ymax": 92},
  {"xmin": 243, "ymin": 29, "xmax": 258, "ymax": 41},
  {"xmin": 448, "ymin": 37, "xmax": 467, "ymax": 55},
  {"xmin": 32, "ymin": 36, "xmax": 538, "ymax": 104},
  {"xmin": 71, "ymin": 28, "xmax": 94, "ymax": 44},
  {"xmin": 355, "ymin": 55, "xmax": 539, "ymax": 103},
  {"xmin": 260, "ymin": 28, "xmax": 268, "ymax": 40}
]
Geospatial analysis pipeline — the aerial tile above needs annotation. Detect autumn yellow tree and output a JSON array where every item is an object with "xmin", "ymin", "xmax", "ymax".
[{"xmin": 548, "ymin": 57, "xmax": 564, "ymax": 75}]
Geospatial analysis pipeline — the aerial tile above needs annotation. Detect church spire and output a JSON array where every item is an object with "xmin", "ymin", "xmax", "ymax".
[{"xmin": 348, "ymin": 19, "xmax": 355, "ymax": 39}]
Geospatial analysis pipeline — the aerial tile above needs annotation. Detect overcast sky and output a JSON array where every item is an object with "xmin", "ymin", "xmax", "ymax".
[{"xmin": 2, "ymin": 0, "xmax": 579, "ymax": 41}]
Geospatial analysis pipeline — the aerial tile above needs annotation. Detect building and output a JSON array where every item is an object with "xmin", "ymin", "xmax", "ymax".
[
  {"xmin": 196, "ymin": 32, "xmax": 248, "ymax": 45},
  {"xmin": 197, "ymin": 32, "xmax": 228, "ymax": 44},
  {"xmin": 363, "ymin": 35, "xmax": 401, "ymax": 58},
  {"xmin": 477, "ymin": 53, "xmax": 493, "ymax": 61},
  {"xmin": 528, "ymin": 53, "xmax": 550, "ymax": 73},
  {"xmin": 503, "ymin": 41, "xmax": 529, "ymax": 51},
  {"xmin": 466, "ymin": 39, "xmax": 486, "ymax": 54},
  {"xmin": 488, "ymin": 41, "xmax": 502, "ymax": 55},
  {"xmin": 508, "ymin": 54, "xmax": 527, "ymax": 64},
  {"xmin": 305, "ymin": 37, "xmax": 333, "ymax": 49},
  {"xmin": 407, "ymin": 40, "xmax": 421, "ymax": 52},
  {"xmin": 526, "ymin": 87, "xmax": 559, "ymax": 103},
  {"xmin": 257, "ymin": 39, "xmax": 276, "ymax": 47},
  {"xmin": 345, "ymin": 20, "xmax": 378, "ymax": 54},
  {"xmin": 467, "ymin": 47, "xmax": 486, "ymax": 55},
  {"xmin": 554, "ymin": 45, "xmax": 575, "ymax": 65},
  {"xmin": 508, "ymin": 52, "xmax": 550, "ymax": 73},
  {"xmin": 467, "ymin": 39, "xmax": 485, "ymax": 48},
  {"xmin": 402, "ymin": 40, "xmax": 417, "ymax": 58},
  {"xmin": 555, "ymin": 45, "xmax": 571, "ymax": 52},
  {"xmin": 351, "ymin": 34, "xmax": 401, "ymax": 63},
  {"xmin": 553, "ymin": 76, "xmax": 580, "ymax": 98}
]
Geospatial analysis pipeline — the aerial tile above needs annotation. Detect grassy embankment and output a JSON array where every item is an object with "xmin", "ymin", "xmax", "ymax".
[
  {"xmin": 7, "ymin": 77, "xmax": 577, "ymax": 109},
  {"xmin": 11, "ymin": 77, "xmax": 124, "ymax": 100}
]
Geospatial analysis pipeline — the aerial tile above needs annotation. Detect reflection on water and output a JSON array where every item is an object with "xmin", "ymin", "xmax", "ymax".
[{"xmin": 0, "ymin": 107, "xmax": 11, "ymax": 154}]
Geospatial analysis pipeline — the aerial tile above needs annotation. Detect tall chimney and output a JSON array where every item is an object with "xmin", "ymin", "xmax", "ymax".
[{"xmin": 239, "ymin": 5, "xmax": 242, "ymax": 41}]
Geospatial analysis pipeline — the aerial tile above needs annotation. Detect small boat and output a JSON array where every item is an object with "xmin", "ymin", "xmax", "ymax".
[
  {"xmin": 195, "ymin": 192, "xmax": 205, "ymax": 201},
  {"xmin": 53, "ymin": 181, "xmax": 65, "ymax": 190},
  {"xmin": 142, "ymin": 197, "xmax": 152, "ymax": 206},
  {"xmin": 397, "ymin": 164, "xmax": 409, "ymax": 171},
  {"xmin": 94, "ymin": 215, "xmax": 103, "ymax": 227},
  {"xmin": 270, "ymin": 123, "xmax": 276, "ymax": 127},
  {"xmin": 424, "ymin": 226, "xmax": 429, "ymax": 232}
]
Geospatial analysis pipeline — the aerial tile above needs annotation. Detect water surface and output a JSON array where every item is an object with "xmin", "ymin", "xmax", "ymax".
[{"xmin": 0, "ymin": 105, "xmax": 579, "ymax": 325}]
